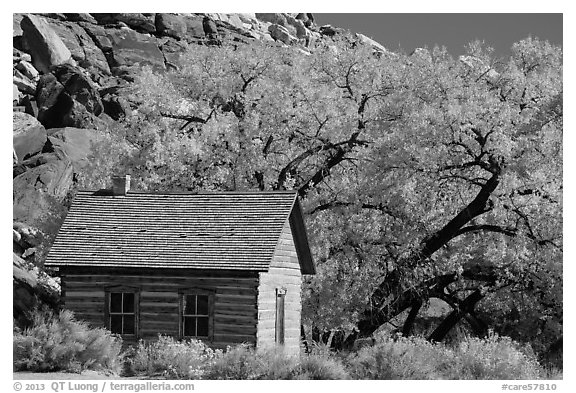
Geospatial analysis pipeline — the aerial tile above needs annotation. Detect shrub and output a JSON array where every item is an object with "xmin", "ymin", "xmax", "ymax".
[
  {"xmin": 346, "ymin": 333, "xmax": 545, "ymax": 380},
  {"xmin": 347, "ymin": 335, "xmax": 453, "ymax": 379},
  {"xmin": 13, "ymin": 308, "xmax": 122, "ymax": 373},
  {"xmin": 451, "ymin": 333, "xmax": 544, "ymax": 380},
  {"xmin": 202, "ymin": 344, "xmax": 267, "ymax": 380},
  {"xmin": 202, "ymin": 344, "xmax": 348, "ymax": 380},
  {"xmin": 256, "ymin": 348, "xmax": 299, "ymax": 380},
  {"xmin": 293, "ymin": 354, "xmax": 349, "ymax": 379},
  {"xmin": 129, "ymin": 335, "xmax": 219, "ymax": 379}
]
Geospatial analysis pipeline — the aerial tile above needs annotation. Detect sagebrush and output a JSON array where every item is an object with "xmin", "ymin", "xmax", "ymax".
[
  {"xmin": 347, "ymin": 333, "xmax": 544, "ymax": 380},
  {"xmin": 13, "ymin": 308, "xmax": 122, "ymax": 373},
  {"xmin": 128, "ymin": 335, "xmax": 219, "ymax": 379}
]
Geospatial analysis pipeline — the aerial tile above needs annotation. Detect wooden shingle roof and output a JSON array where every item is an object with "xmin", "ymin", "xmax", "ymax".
[{"xmin": 45, "ymin": 191, "xmax": 314, "ymax": 273}]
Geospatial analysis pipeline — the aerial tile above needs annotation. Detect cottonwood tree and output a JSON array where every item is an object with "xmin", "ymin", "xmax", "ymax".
[{"xmin": 303, "ymin": 38, "xmax": 561, "ymax": 353}]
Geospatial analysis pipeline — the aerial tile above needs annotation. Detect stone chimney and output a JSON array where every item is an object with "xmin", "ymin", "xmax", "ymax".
[{"xmin": 112, "ymin": 175, "xmax": 131, "ymax": 196}]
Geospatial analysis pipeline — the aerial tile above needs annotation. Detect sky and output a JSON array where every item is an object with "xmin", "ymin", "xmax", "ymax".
[{"xmin": 314, "ymin": 13, "xmax": 563, "ymax": 59}]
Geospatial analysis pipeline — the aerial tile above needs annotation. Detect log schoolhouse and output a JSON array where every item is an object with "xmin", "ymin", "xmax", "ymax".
[{"xmin": 45, "ymin": 176, "xmax": 315, "ymax": 354}]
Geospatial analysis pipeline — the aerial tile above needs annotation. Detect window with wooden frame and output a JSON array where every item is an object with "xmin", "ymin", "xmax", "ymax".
[
  {"xmin": 105, "ymin": 288, "xmax": 139, "ymax": 337},
  {"xmin": 275, "ymin": 287, "xmax": 287, "ymax": 345},
  {"xmin": 179, "ymin": 289, "xmax": 214, "ymax": 339}
]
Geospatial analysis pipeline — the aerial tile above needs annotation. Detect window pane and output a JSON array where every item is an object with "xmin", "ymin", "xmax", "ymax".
[
  {"xmin": 197, "ymin": 317, "xmax": 209, "ymax": 337},
  {"xmin": 197, "ymin": 295, "xmax": 209, "ymax": 315},
  {"xmin": 110, "ymin": 315, "xmax": 122, "ymax": 334},
  {"xmin": 110, "ymin": 293, "xmax": 122, "ymax": 313},
  {"xmin": 184, "ymin": 295, "xmax": 196, "ymax": 315},
  {"xmin": 123, "ymin": 293, "xmax": 135, "ymax": 313},
  {"xmin": 123, "ymin": 315, "xmax": 135, "ymax": 334},
  {"xmin": 183, "ymin": 316, "xmax": 195, "ymax": 336}
]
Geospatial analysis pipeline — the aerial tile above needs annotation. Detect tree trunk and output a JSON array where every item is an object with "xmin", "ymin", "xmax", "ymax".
[
  {"xmin": 301, "ymin": 324, "xmax": 310, "ymax": 353},
  {"xmin": 312, "ymin": 325, "xmax": 321, "ymax": 343},
  {"xmin": 402, "ymin": 301, "xmax": 422, "ymax": 337},
  {"xmin": 428, "ymin": 289, "xmax": 484, "ymax": 342},
  {"xmin": 356, "ymin": 173, "xmax": 500, "ymax": 338},
  {"xmin": 464, "ymin": 310, "xmax": 489, "ymax": 337},
  {"xmin": 358, "ymin": 272, "xmax": 459, "ymax": 337}
]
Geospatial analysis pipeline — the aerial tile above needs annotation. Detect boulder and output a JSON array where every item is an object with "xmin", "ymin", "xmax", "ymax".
[
  {"xmin": 13, "ymin": 84, "xmax": 22, "ymax": 104},
  {"xmin": 295, "ymin": 13, "xmax": 314, "ymax": 27},
  {"xmin": 13, "ymin": 222, "xmax": 42, "ymax": 250},
  {"xmin": 13, "ymin": 13, "xmax": 24, "ymax": 36},
  {"xmin": 36, "ymin": 64, "xmax": 104, "ymax": 129},
  {"xmin": 52, "ymin": 64, "xmax": 103, "ymax": 116},
  {"xmin": 105, "ymin": 27, "xmax": 166, "ymax": 72},
  {"xmin": 16, "ymin": 60, "xmax": 40, "ymax": 81},
  {"xmin": 13, "ymin": 69, "xmax": 37, "ymax": 95},
  {"xmin": 45, "ymin": 19, "xmax": 110, "ymax": 75},
  {"xmin": 97, "ymin": 112, "xmax": 117, "ymax": 128},
  {"xmin": 38, "ymin": 13, "xmax": 67, "ymax": 21},
  {"xmin": 182, "ymin": 15, "xmax": 205, "ymax": 38},
  {"xmin": 36, "ymin": 73, "xmax": 65, "ymax": 126},
  {"xmin": 102, "ymin": 93, "xmax": 131, "ymax": 120},
  {"xmin": 61, "ymin": 100, "xmax": 107, "ymax": 130},
  {"xmin": 80, "ymin": 22, "xmax": 113, "ymax": 53},
  {"xmin": 92, "ymin": 13, "xmax": 156, "ymax": 34},
  {"xmin": 209, "ymin": 13, "xmax": 251, "ymax": 32},
  {"xmin": 155, "ymin": 13, "xmax": 187, "ymax": 39},
  {"xmin": 319, "ymin": 24, "xmax": 341, "ymax": 37},
  {"xmin": 13, "ymin": 221, "xmax": 43, "ymax": 259},
  {"xmin": 21, "ymin": 95, "xmax": 39, "ymax": 118},
  {"xmin": 356, "ymin": 33, "xmax": 387, "ymax": 54},
  {"xmin": 13, "ymin": 253, "xmax": 39, "ymax": 322},
  {"xmin": 212, "ymin": 24, "xmax": 252, "ymax": 43},
  {"xmin": 13, "ymin": 229, "xmax": 24, "ymax": 255},
  {"xmin": 268, "ymin": 24, "xmax": 297, "ymax": 45},
  {"xmin": 256, "ymin": 13, "xmax": 287, "ymax": 27},
  {"xmin": 202, "ymin": 16, "xmax": 218, "ymax": 39},
  {"xmin": 20, "ymin": 13, "xmax": 74, "ymax": 74},
  {"xmin": 13, "ymin": 252, "xmax": 60, "ymax": 326},
  {"xmin": 13, "ymin": 151, "xmax": 74, "ymax": 225},
  {"xmin": 63, "ymin": 13, "xmax": 97, "ymax": 24},
  {"xmin": 13, "ymin": 112, "xmax": 47, "ymax": 162},
  {"xmin": 116, "ymin": 13, "xmax": 156, "ymax": 33},
  {"xmin": 237, "ymin": 13, "xmax": 258, "ymax": 27},
  {"xmin": 285, "ymin": 15, "xmax": 308, "ymax": 39},
  {"xmin": 47, "ymin": 127, "xmax": 104, "ymax": 170},
  {"xmin": 13, "ymin": 48, "xmax": 32, "ymax": 63},
  {"xmin": 158, "ymin": 36, "xmax": 189, "ymax": 70}
]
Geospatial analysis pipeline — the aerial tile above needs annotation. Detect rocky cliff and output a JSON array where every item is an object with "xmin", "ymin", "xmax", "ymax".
[{"xmin": 12, "ymin": 12, "xmax": 381, "ymax": 323}]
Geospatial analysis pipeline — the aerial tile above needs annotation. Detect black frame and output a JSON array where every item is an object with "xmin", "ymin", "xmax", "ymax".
[
  {"xmin": 178, "ymin": 288, "xmax": 215, "ymax": 340},
  {"xmin": 104, "ymin": 286, "xmax": 139, "ymax": 338}
]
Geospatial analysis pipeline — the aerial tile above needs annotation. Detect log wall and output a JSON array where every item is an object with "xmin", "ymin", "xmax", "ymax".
[
  {"xmin": 256, "ymin": 219, "xmax": 302, "ymax": 355},
  {"xmin": 60, "ymin": 267, "xmax": 259, "ymax": 348}
]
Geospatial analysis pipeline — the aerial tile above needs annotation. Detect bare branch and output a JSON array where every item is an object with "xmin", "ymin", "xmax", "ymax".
[{"xmin": 454, "ymin": 224, "xmax": 517, "ymax": 238}]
